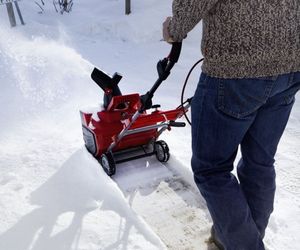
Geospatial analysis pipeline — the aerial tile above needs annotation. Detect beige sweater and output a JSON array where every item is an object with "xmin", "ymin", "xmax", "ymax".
[{"xmin": 168, "ymin": 0, "xmax": 300, "ymax": 78}]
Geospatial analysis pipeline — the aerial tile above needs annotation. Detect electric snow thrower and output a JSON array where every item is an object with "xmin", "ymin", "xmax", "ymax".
[{"xmin": 80, "ymin": 42, "xmax": 191, "ymax": 176}]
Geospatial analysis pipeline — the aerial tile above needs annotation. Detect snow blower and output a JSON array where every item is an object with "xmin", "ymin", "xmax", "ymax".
[{"xmin": 80, "ymin": 42, "xmax": 191, "ymax": 176}]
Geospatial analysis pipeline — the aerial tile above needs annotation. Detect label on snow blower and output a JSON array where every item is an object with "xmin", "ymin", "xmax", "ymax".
[{"xmin": 112, "ymin": 157, "xmax": 219, "ymax": 250}]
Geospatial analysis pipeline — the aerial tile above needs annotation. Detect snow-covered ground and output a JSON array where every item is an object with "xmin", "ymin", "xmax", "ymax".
[{"xmin": 0, "ymin": 1, "xmax": 299, "ymax": 249}]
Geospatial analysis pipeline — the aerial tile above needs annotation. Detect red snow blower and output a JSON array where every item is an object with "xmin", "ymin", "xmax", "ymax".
[{"xmin": 80, "ymin": 42, "xmax": 191, "ymax": 176}]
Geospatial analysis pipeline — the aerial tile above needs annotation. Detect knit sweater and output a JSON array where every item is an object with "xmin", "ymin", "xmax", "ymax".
[{"xmin": 168, "ymin": 0, "xmax": 300, "ymax": 78}]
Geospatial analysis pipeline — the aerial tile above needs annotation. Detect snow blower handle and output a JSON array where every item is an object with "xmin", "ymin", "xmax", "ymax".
[
  {"xmin": 140, "ymin": 42, "xmax": 182, "ymax": 112},
  {"xmin": 168, "ymin": 42, "xmax": 182, "ymax": 64}
]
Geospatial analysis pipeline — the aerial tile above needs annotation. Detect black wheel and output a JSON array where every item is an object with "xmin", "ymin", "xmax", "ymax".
[
  {"xmin": 154, "ymin": 140, "xmax": 170, "ymax": 162},
  {"xmin": 100, "ymin": 152, "xmax": 116, "ymax": 176}
]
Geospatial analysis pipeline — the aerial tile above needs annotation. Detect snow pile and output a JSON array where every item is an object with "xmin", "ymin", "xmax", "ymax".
[{"xmin": 0, "ymin": 0, "xmax": 299, "ymax": 250}]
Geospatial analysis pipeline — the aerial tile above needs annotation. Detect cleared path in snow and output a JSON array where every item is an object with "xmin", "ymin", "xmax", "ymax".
[{"xmin": 113, "ymin": 157, "xmax": 219, "ymax": 250}]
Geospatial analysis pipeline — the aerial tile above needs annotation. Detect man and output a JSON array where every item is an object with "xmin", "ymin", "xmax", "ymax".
[{"xmin": 163, "ymin": 1, "xmax": 300, "ymax": 249}]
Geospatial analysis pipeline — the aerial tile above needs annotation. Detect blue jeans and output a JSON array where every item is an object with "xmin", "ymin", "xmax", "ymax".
[{"xmin": 191, "ymin": 72, "xmax": 300, "ymax": 250}]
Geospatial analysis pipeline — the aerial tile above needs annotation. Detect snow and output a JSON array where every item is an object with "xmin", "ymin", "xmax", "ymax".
[{"xmin": 0, "ymin": 0, "xmax": 299, "ymax": 249}]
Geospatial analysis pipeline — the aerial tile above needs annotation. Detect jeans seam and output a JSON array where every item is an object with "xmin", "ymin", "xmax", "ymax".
[
  {"xmin": 192, "ymin": 83, "xmax": 207, "ymax": 150},
  {"xmin": 218, "ymin": 79, "xmax": 225, "ymax": 110},
  {"xmin": 264, "ymin": 81, "xmax": 276, "ymax": 99}
]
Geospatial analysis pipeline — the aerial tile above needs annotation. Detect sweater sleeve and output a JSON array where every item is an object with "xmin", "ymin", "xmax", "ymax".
[{"xmin": 168, "ymin": 0, "xmax": 219, "ymax": 41}]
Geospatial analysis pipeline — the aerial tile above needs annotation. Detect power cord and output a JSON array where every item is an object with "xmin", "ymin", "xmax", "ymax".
[{"xmin": 180, "ymin": 58, "xmax": 204, "ymax": 125}]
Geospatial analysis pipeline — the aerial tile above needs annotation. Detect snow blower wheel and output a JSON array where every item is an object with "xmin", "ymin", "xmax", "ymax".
[
  {"xmin": 155, "ymin": 140, "xmax": 170, "ymax": 163},
  {"xmin": 100, "ymin": 152, "xmax": 116, "ymax": 176}
]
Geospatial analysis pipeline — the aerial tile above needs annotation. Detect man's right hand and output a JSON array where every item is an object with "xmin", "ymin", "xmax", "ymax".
[{"xmin": 162, "ymin": 17, "xmax": 175, "ymax": 44}]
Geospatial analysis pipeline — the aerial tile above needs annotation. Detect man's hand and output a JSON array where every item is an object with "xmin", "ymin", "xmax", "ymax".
[{"xmin": 162, "ymin": 17, "xmax": 175, "ymax": 43}]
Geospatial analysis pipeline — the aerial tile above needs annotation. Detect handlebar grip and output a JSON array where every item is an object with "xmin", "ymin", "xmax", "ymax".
[
  {"xmin": 169, "ymin": 121, "xmax": 186, "ymax": 127},
  {"xmin": 167, "ymin": 42, "xmax": 182, "ymax": 63}
]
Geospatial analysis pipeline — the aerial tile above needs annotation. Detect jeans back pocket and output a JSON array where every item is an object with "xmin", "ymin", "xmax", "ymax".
[{"xmin": 218, "ymin": 78, "xmax": 275, "ymax": 119}]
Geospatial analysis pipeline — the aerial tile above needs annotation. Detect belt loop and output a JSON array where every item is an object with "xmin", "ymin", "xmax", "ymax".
[{"xmin": 288, "ymin": 72, "xmax": 294, "ymax": 85}]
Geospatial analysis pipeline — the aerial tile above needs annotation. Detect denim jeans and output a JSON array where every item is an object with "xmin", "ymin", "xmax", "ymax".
[{"xmin": 191, "ymin": 72, "xmax": 300, "ymax": 250}]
